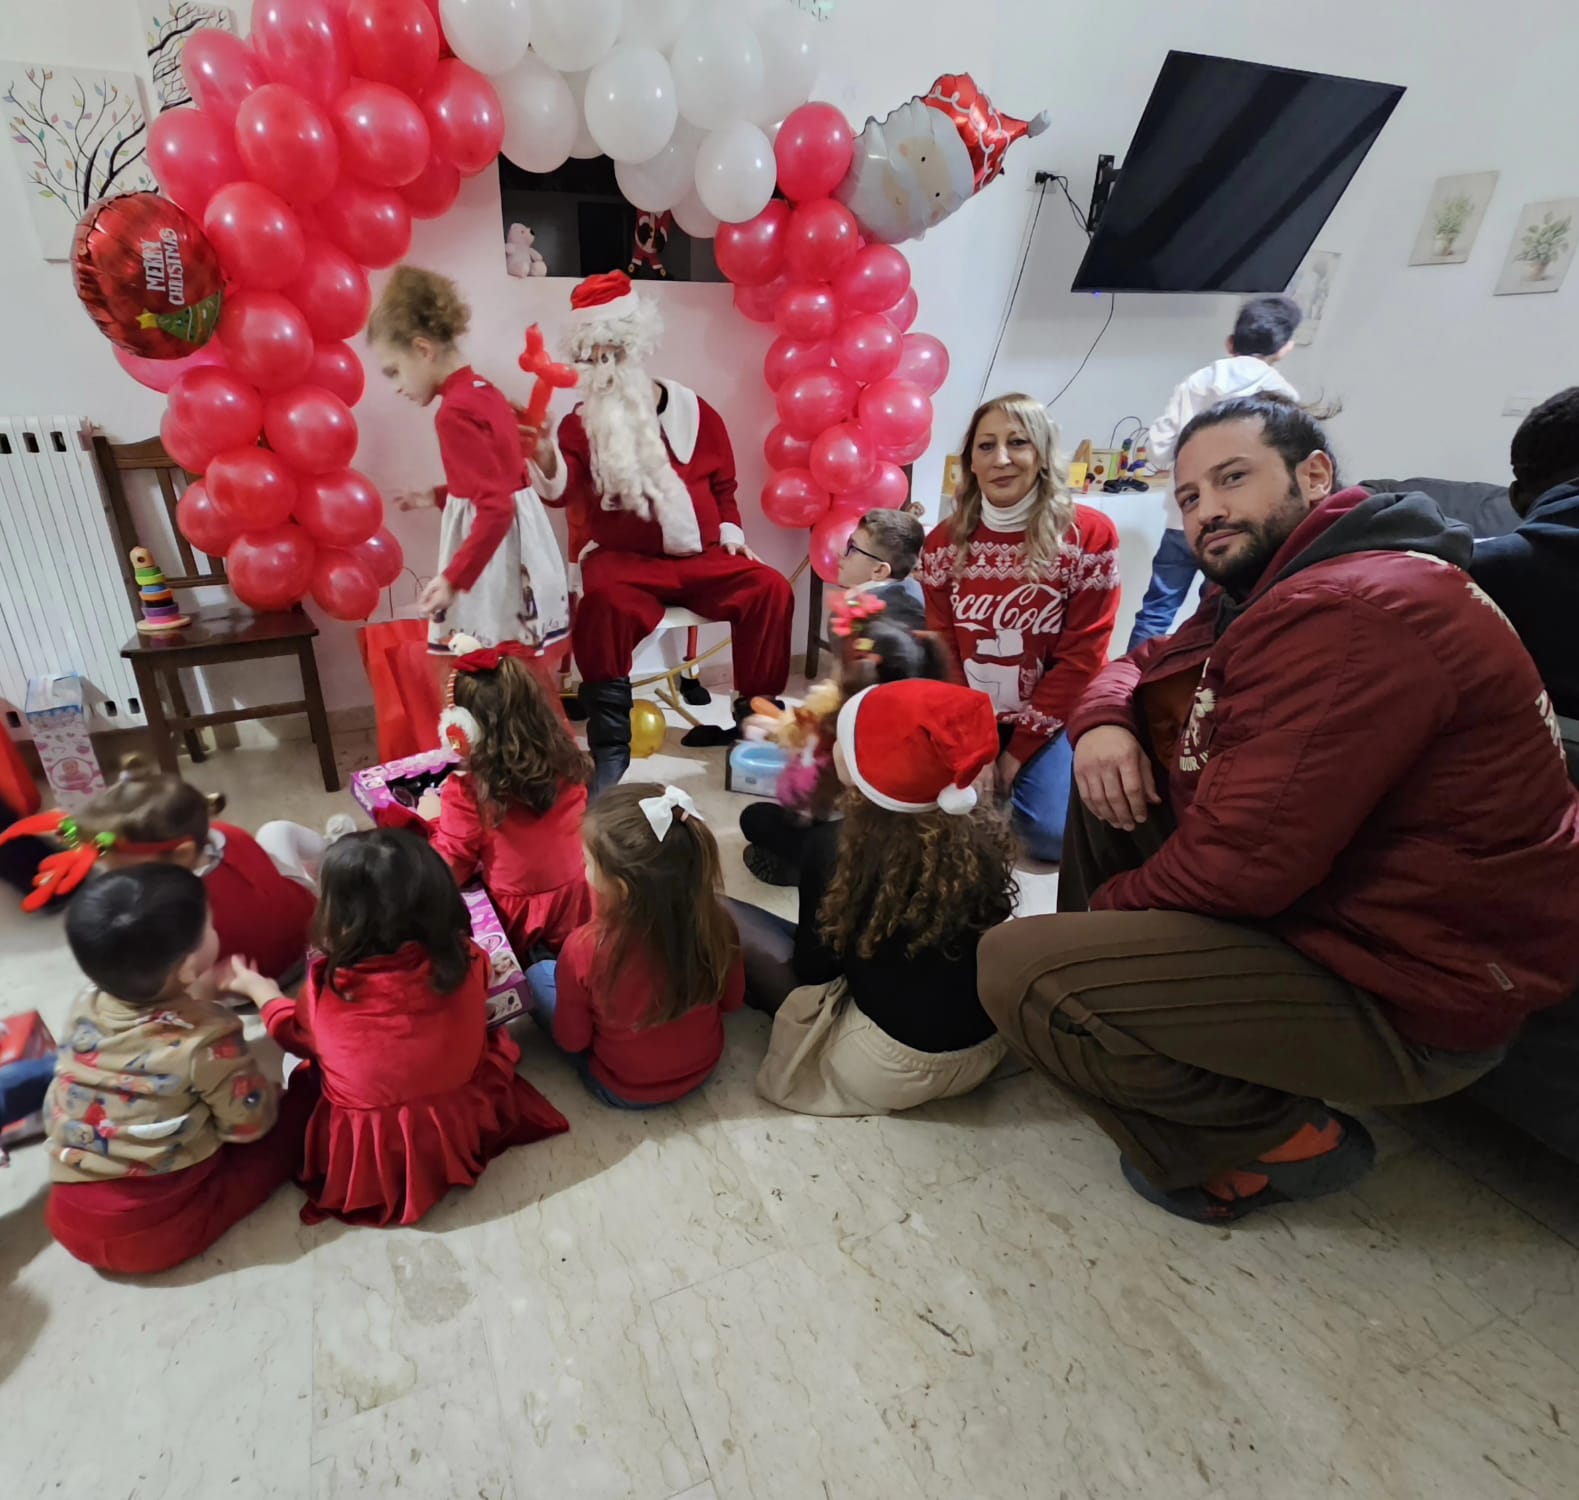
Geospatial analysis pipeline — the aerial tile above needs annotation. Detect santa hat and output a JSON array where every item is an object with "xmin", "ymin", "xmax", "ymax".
[
  {"xmin": 836, "ymin": 680, "xmax": 998, "ymax": 816},
  {"xmin": 565, "ymin": 269, "xmax": 662, "ymax": 361},
  {"xmin": 923, "ymin": 73, "xmax": 1050, "ymax": 191}
]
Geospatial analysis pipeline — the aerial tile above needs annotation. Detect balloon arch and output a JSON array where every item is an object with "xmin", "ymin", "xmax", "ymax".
[{"xmin": 74, "ymin": 0, "xmax": 1043, "ymax": 620}]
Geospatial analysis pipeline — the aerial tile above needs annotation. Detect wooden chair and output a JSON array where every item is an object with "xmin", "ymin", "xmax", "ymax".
[{"xmin": 91, "ymin": 435, "xmax": 340, "ymax": 792}]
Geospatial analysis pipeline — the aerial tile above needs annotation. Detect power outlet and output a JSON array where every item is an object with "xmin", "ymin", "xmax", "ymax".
[{"xmin": 1503, "ymin": 393, "xmax": 1539, "ymax": 418}]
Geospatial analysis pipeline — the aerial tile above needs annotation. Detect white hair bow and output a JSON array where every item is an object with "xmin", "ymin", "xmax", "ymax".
[{"xmin": 639, "ymin": 785, "xmax": 703, "ymax": 842}]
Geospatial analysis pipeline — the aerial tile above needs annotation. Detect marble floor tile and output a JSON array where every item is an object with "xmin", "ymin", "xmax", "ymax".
[{"xmin": 664, "ymin": 1483, "xmax": 720, "ymax": 1500}]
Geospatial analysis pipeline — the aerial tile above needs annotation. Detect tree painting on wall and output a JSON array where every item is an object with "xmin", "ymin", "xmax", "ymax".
[
  {"xmin": 1495, "ymin": 199, "xmax": 1578, "ymax": 296},
  {"xmin": 1408, "ymin": 171, "xmax": 1498, "ymax": 266},
  {"xmin": 3, "ymin": 63, "xmax": 158, "ymax": 260},
  {"xmin": 140, "ymin": 1, "xmax": 234, "ymax": 113}
]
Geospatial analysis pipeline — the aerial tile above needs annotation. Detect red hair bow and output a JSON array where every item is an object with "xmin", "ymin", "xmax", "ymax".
[{"xmin": 450, "ymin": 640, "xmax": 537, "ymax": 676}]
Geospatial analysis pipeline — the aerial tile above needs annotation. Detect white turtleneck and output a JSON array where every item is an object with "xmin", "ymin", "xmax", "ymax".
[{"xmin": 979, "ymin": 493, "xmax": 1038, "ymax": 532}]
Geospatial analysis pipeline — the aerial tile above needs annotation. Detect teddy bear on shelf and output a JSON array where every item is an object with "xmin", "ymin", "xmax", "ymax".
[{"xmin": 505, "ymin": 223, "xmax": 548, "ymax": 278}]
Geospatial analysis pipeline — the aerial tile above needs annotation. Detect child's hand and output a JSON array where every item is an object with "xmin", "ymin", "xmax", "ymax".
[
  {"xmin": 415, "ymin": 791, "xmax": 443, "ymax": 822},
  {"xmin": 418, "ymin": 575, "xmax": 456, "ymax": 618},
  {"xmin": 215, "ymin": 956, "xmax": 284, "ymax": 1009},
  {"xmin": 395, "ymin": 487, "xmax": 438, "ymax": 511}
]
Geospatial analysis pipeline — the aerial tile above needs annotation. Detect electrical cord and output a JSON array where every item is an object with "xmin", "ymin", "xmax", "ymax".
[
  {"xmin": 974, "ymin": 179, "xmax": 1049, "ymax": 407},
  {"xmin": 1042, "ymin": 172, "xmax": 1091, "ymax": 234},
  {"xmin": 1109, "ymin": 415, "xmax": 1143, "ymax": 444},
  {"xmin": 1047, "ymin": 293, "xmax": 1117, "ymax": 408}
]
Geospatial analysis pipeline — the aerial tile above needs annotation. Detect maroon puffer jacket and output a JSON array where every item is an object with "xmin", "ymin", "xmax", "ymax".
[{"xmin": 1070, "ymin": 487, "xmax": 1579, "ymax": 1051}]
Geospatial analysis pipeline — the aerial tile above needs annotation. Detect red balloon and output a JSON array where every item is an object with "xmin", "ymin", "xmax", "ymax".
[
  {"xmin": 165, "ymin": 366, "xmax": 266, "ymax": 469},
  {"xmin": 208, "ymin": 446, "xmax": 300, "ymax": 530},
  {"xmin": 422, "ymin": 59, "xmax": 504, "ymax": 175},
  {"xmin": 732, "ymin": 277, "xmax": 786, "ymax": 324},
  {"xmin": 310, "ymin": 547, "xmax": 380, "ymax": 620},
  {"xmin": 229, "ymin": 523, "xmax": 316, "ymax": 611},
  {"xmin": 346, "ymin": 0, "xmax": 440, "ymax": 96},
  {"xmin": 333, "ymin": 81, "xmax": 431, "ymax": 188},
  {"xmin": 316, "ymin": 178, "xmax": 412, "ymax": 266},
  {"xmin": 894, "ymin": 332, "xmax": 950, "ymax": 395},
  {"xmin": 809, "ymin": 422, "xmax": 877, "ymax": 495},
  {"xmin": 783, "ymin": 199, "xmax": 859, "ymax": 282},
  {"xmin": 883, "ymin": 286, "xmax": 919, "ymax": 333},
  {"xmin": 72, "ymin": 193, "xmax": 225, "ymax": 357},
  {"xmin": 307, "ymin": 341, "xmax": 366, "ymax": 405},
  {"xmin": 203, "ymin": 181, "xmax": 306, "ymax": 290},
  {"xmin": 858, "ymin": 378, "xmax": 932, "ymax": 450},
  {"xmin": 114, "ymin": 341, "xmax": 227, "ymax": 393},
  {"xmin": 176, "ymin": 479, "xmax": 243, "ymax": 557},
  {"xmin": 264, "ymin": 384, "xmax": 359, "ymax": 473},
  {"xmin": 252, "ymin": 0, "xmax": 352, "ymax": 108},
  {"xmin": 841, "ymin": 460, "xmax": 910, "ymax": 513},
  {"xmin": 763, "ymin": 423, "xmax": 814, "ymax": 470},
  {"xmin": 775, "ymin": 103, "xmax": 855, "ymax": 203},
  {"xmin": 776, "ymin": 366, "xmax": 858, "ymax": 440},
  {"xmin": 763, "ymin": 336, "xmax": 830, "ymax": 392},
  {"xmin": 400, "ymin": 154, "xmax": 461, "ymax": 218},
  {"xmin": 295, "ymin": 467, "xmax": 382, "ymax": 546},
  {"xmin": 810, "ymin": 504, "xmax": 867, "ymax": 584},
  {"xmin": 235, "ymin": 84, "xmax": 339, "ymax": 205},
  {"xmin": 285, "ymin": 239, "xmax": 370, "ymax": 341},
  {"xmin": 776, "ymin": 282, "xmax": 840, "ymax": 342},
  {"xmin": 715, "ymin": 200, "xmax": 791, "ymax": 287},
  {"xmin": 148, "ymin": 108, "xmax": 244, "ymax": 218},
  {"xmin": 762, "ymin": 468, "xmax": 831, "ymax": 529},
  {"xmin": 355, "ymin": 526, "xmax": 405, "ymax": 587},
  {"xmin": 832, "ymin": 312, "xmax": 901, "ymax": 384},
  {"xmin": 835, "ymin": 244, "xmax": 911, "ymax": 315},
  {"xmin": 217, "ymin": 289, "xmax": 315, "ymax": 389},
  {"xmin": 877, "ymin": 433, "xmax": 930, "ymax": 466},
  {"xmin": 183, "ymin": 30, "xmax": 269, "ymax": 127}
]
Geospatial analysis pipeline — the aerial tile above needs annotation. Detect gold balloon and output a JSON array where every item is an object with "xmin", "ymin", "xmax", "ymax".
[{"xmin": 629, "ymin": 699, "xmax": 667, "ymax": 758}]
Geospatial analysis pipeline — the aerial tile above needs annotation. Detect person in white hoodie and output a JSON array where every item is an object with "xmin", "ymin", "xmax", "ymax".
[{"xmin": 1126, "ymin": 295, "xmax": 1303, "ymax": 649}]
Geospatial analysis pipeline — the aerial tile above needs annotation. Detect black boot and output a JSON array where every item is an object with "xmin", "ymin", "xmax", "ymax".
[
  {"xmin": 579, "ymin": 677, "xmax": 632, "ymax": 796},
  {"xmin": 678, "ymin": 673, "xmax": 712, "ymax": 707}
]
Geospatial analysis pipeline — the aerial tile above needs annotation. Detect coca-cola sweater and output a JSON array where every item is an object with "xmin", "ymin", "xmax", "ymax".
[{"xmin": 919, "ymin": 506, "xmax": 1121, "ymax": 764}]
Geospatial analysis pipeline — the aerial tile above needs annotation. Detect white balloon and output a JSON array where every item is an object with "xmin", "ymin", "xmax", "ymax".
[
  {"xmin": 584, "ymin": 46, "xmax": 678, "ymax": 164},
  {"xmin": 694, "ymin": 119, "xmax": 775, "ymax": 223},
  {"xmin": 440, "ymin": 0, "xmax": 534, "ymax": 76},
  {"xmin": 615, "ymin": 122, "xmax": 701, "ymax": 211},
  {"xmin": 671, "ymin": 183, "xmax": 718, "ymax": 239},
  {"xmin": 499, "ymin": 50, "xmax": 578, "ymax": 173},
  {"xmin": 670, "ymin": 4, "xmax": 764, "ymax": 131},
  {"xmin": 562, "ymin": 70, "xmax": 602, "ymax": 158},
  {"xmin": 531, "ymin": 0, "xmax": 623, "ymax": 73},
  {"xmin": 618, "ymin": 0, "xmax": 692, "ymax": 51},
  {"xmin": 753, "ymin": 5, "xmax": 818, "ymax": 124}
]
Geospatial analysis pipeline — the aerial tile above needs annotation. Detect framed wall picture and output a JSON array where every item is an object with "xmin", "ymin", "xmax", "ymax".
[
  {"xmin": 1409, "ymin": 171, "xmax": 1498, "ymax": 265},
  {"xmin": 140, "ymin": 2, "xmax": 235, "ymax": 113},
  {"xmin": 1494, "ymin": 199, "xmax": 1577, "ymax": 296}
]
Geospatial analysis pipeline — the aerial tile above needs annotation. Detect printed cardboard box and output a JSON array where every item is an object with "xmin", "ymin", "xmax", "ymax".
[{"xmin": 24, "ymin": 675, "xmax": 105, "ymax": 810}]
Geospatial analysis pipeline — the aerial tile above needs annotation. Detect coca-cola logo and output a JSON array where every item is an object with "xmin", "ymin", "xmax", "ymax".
[{"xmin": 956, "ymin": 583, "xmax": 1066, "ymax": 638}]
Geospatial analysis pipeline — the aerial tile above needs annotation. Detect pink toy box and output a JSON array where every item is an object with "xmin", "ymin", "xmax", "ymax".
[
  {"xmin": 24, "ymin": 675, "xmax": 105, "ymax": 811},
  {"xmin": 350, "ymin": 749, "xmax": 529, "ymax": 1028}
]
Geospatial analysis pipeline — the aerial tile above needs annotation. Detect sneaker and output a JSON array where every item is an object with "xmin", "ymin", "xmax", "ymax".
[{"xmin": 744, "ymin": 843, "xmax": 799, "ymax": 887}]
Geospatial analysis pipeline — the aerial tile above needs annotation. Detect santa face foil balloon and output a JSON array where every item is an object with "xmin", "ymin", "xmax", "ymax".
[
  {"xmin": 835, "ymin": 74, "xmax": 1049, "ymax": 244},
  {"xmin": 72, "ymin": 193, "xmax": 225, "ymax": 358}
]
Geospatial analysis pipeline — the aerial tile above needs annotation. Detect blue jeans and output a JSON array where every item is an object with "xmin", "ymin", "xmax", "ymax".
[
  {"xmin": 0, "ymin": 1055, "xmax": 55, "ymax": 1130},
  {"xmin": 1126, "ymin": 528, "xmax": 1199, "ymax": 651},
  {"xmin": 1011, "ymin": 732, "xmax": 1075, "ymax": 863},
  {"xmin": 524, "ymin": 959, "xmax": 658, "ymax": 1111}
]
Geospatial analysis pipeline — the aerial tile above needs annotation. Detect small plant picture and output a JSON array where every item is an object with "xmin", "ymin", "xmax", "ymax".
[
  {"xmin": 1495, "ymin": 199, "xmax": 1579, "ymax": 296},
  {"xmin": 1409, "ymin": 171, "xmax": 1498, "ymax": 266}
]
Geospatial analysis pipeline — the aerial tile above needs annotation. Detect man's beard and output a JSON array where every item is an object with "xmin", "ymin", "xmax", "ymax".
[
  {"xmin": 579, "ymin": 357, "xmax": 671, "ymax": 521},
  {"xmin": 1194, "ymin": 482, "xmax": 1308, "ymax": 597}
]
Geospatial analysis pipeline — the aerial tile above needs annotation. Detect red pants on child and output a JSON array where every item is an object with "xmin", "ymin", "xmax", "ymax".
[
  {"xmin": 575, "ymin": 546, "xmax": 794, "ymax": 697},
  {"xmin": 45, "ymin": 1072, "xmax": 317, "ymax": 1275}
]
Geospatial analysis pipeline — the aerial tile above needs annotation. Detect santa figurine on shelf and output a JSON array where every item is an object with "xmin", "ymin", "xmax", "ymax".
[{"xmin": 528, "ymin": 271, "xmax": 794, "ymax": 793}]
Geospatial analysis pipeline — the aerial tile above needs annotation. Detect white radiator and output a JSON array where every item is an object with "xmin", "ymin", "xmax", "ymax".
[{"xmin": 0, "ymin": 416, "xmax": 146, "ymax": 733}]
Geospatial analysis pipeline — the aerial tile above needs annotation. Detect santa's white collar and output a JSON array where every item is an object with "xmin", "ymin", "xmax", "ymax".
[{"xmin": 656, "ymin": 380, "xmax": 699, "ymax": 463}]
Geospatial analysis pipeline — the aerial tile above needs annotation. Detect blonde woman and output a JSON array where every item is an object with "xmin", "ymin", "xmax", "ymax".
[{"xmin": 917, "ymin": 394, "xmax": 1121, "ymax": 861}]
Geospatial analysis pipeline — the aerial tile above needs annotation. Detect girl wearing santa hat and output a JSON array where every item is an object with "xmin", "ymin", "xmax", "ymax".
[
  {"xmin": 750, "ymin": 679, "xmax": 1015, "ymax": 1117},
  {"xmin": 369, "ymin": 266, "xmax": 569, "ymax": 655},
  {"xmin": 917, "ymin": 395, "xmax": 1121, "ymax": 863}
]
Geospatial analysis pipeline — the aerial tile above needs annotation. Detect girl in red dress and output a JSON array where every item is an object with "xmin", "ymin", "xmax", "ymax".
[
  {"xmin": 259, "ymin": 828, "xmax": 568, "ymax": 1226},
  {"xmin": 430, "ymin": 641, "xmax": 593, "ymax": 960}
]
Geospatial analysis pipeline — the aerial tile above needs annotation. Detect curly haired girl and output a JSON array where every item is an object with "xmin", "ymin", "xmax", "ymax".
[{"xmin": 750, "ymin": 680, "xmax": 1015, "ymax": 1117}]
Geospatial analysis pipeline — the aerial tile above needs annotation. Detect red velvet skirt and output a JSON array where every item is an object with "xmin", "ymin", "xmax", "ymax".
[
  {"xmin": 494, "ymin": 877, "xmax": 592, "ymax": 960},
  {"xmin": 296, "ymin": 1028, "xmax": 567, "ymax": 1227}
]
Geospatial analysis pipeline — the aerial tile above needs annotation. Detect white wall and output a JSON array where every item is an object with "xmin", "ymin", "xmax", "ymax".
[{"xmin": 2, "ymin": 0, "xmax": 1572, "ymax": 717}]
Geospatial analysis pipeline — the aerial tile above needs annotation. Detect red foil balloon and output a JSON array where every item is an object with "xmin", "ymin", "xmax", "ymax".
[
  {"xmin": 182, "ymin": 30, "xmax": 269, "ymax": 127},
  {"xmin": 307, "ymin": 341, "xmax": 366, "ymax": 406},
  {"xmin": 832, "ymin": 312, "xmax": 902, "ymax": 384},
  {"xmin": 294, "ymin": 468, "xmax": 382, "ymax": 547},
  {"xmin": 285, "ymin": 239, "xmax": 371, "ymax": 341},
  {"xmin": 776, "ymin": 366, "xmax": 858, "ymax": 440},
  {"xmin": 217, "ymin": 289, "xmax": 316, "ymax": 389},
  {"xmin": 264, "ymin": 385, "xmax": 359, "ymax": 473},
  {"xmin": 715, "ymin": 200, "xmax": 790, "ymax": 287},
  {"xmin": 810, "ymin": 505, "xmax": 866, "ymax": 584},
  {"xmin": 400, "ymin": 154, "xmax": 461, "ymax": 218},
  {"xmin": 208, "ymin": 446, "xmax": 300, "ymax": 531},
  {"xmin": 252, "ymin": 0, "xmax": 352, "ymax": 108},
  {"xmin": 203, "ymin": 181, "xmax": 306, "ymax": 290},
  {"xmin": 783, "ymin": 198, "xmax": 860, "ymax": 282},
  {"xmin": 761, "ymin": 468, "xmax": 831, "ymax": 529},
  {"xmin": 235, "ymin": 84, "xmax": 340, "ymax": 205},
  {"xmin": 809, "ymin": 421, "xmax": 877, "ymax": 495},
  {"xmin": 774, "ymin": 103, "xmax": 855, "ymax": 203},
  {"xmin": 71, "ymin": 193, "xmax": 225, "ymax": 358},
  {"xmin": 316, "ymin": 178, "xmax": 412, "ymax": 267},
  {"xmin": 165, "ymin": 366, "xmax": 266, "ymax": 469},
  {"xmin": 333, "ymin": 80, "xmax": 431, "ymax": 188},
  {"xmin": 229, "ymin": 523, "xmax": 316, "ymax": 611},
  {"xmin": 763, "ymin": 423, "xmax": 814, "ymax": 470},
  {"xmin": 346, "ymin": 0, "xmax": 441, "ymax": 97},
  {"xmin": 355, "ymin": 526, "xmax": 405, "ymax": 587},
  {"xmin": 176, "ymin": 479, "xmax": 243, "ymax": 557},
  {"xmin": 309, "ymin": 547, "xmax": 380, "ymax": 620},
  {"xmin": 148, "ymin": 109, "xmax": 243, "ymax": 217},
  {"xmin": 775, "ymin": 283, "xmax": 840, "ymax": 342},
  {"xmin": 421, "ymin": 60, "xmax": 504, "ymax": 175},
  {"xmin": 762, "ymin": 336, "xmax": 831, "ymax": 393},
  {"xmin": 835, "ymin": 244, "xmax": 912, "ymax": 315},
  {"xmin": 841, "ymin": 460, "xmax": 910, "ymax": 513}
]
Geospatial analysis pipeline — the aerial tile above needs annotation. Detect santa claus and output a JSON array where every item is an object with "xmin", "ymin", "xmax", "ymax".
[{"xmin": 529, "ymin": 271, "xmax": 794, "ymax": 792}]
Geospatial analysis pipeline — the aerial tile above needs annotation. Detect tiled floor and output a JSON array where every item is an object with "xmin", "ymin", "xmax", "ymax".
[{"xmin": 3, "ymin": 712, "xmax": 1578, "ymax": 1498}]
